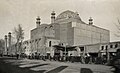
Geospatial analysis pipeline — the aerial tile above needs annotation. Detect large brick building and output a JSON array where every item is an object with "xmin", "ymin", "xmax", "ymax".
[{"xmin": 30, "ymin": 10, "xmax": 110, "ymax": 56}]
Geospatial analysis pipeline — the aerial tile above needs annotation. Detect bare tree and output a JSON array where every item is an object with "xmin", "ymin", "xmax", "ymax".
[
  {"xmin": 13, "ymin": 24, "xmax": 24, "ymax": 54},
  {"xmin": 114, "ymin": 18, "xmax": 120, "ymax": 37},
  {"xmin": 0, "ymin": 39, "xmax": 5, "ymax": 54}
]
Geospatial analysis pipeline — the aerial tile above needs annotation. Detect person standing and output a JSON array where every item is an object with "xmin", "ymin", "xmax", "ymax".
[
  {"xmin": 111, "ymin": 49, "xmax": 120, "ymax": 73},
  {"xmin": 16, "ymin": 53, "xmax": 19, "ymax": 59}
]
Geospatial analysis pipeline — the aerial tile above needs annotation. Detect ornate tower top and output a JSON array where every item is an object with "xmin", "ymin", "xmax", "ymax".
[
  {"xmin": 5, "ymin": 35, "xmax": 7, "ymax": 39},
  {"xmin": 51, "ymin": 11, "xmax": 56, "ymax": 23},
  {"xmin": 8, "ymin": 32, "xmax": 11, "ymax": 36},
  {"xmin": 51, "ymin": 11, "xmax": 55, "ymax": 16},
  {"xmin": 36, "ymin": 16, "xmax": 41, "ymax": 20},
  {"xmin": 89, "ymin": 17, "xmax": 93, "ymax": 25},
  {"xmin": 36, "ymin": 16, "xmax": 41, "ymax": 28}
]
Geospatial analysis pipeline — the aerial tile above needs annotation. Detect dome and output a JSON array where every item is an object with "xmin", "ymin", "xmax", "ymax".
[{"xmin": 55, "ymin": 10, "xmax": 81, "ymax": 21}]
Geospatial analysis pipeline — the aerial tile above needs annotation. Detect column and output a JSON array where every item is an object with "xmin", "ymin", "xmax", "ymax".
[
  {"xmin": 8, "ymin": 32, "xmax": 11, "ymax": 55},
  {"xmin": 4, "ymin": 35, "xmax": 7, "ymax": 55}
]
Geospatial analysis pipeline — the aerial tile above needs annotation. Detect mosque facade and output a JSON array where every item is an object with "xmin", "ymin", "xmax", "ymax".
[{"xmin": 30, "ymin": 10, "xmax": 110, "ymax": 56}]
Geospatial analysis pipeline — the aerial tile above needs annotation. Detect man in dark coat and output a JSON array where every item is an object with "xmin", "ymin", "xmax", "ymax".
[{"xmin": 111, "ymin": 49, "xmax": 120, "ymax": 73}]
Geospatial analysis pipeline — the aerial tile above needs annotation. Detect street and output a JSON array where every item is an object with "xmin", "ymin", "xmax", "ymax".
[{"xmin": 0, "ymin": 57, "xmax": 113, "ymax": 73}]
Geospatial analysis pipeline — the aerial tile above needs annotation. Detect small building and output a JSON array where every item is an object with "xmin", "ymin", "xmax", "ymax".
[{"xmin": 77, "ymin": 41, "xmax": 120, "ymax": 61}]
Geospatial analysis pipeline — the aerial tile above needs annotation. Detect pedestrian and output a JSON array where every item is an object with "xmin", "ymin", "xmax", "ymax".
[
  {"xmin": 69, "ymin": 54, "xmax": 72, "ymax": 62},
  {"xmin": 110, "ymin": 49, "xmax": 120, "ymax": 73},
  {"xmin": 0, "ymin": 53, "xmax": 3, "ymax": 57},
  {"xmin": 16, "ymin": 53, "xmax": 19, "ymax": 59}
]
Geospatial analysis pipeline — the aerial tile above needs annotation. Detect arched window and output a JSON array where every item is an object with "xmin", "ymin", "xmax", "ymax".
[
  {"xmin": 101, "ymin": 46, "xmax": 104, "ymax": 50},
  {"xmin": 115, "ymin": 44, "xmax": 118, "ymax": 48},
  {"xmin": 49, "ymin": 41, "xmax": 52, "ymax": 47},
  {"xmin": 106, "ymin": 45, "xmax": 108, "ymax": 49},
  {"xmin": 61, "ymin": 43, "xmax": 63, "ymax": 46},
  {"xmin": 110, "ymin": 44, "xmax": 113, "ymax": 48}
]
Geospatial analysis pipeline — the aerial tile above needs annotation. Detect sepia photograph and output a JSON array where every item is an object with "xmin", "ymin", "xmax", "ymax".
[{"xmin": 0, "ymin": 0, "xmax": 120, "ymax": 73}]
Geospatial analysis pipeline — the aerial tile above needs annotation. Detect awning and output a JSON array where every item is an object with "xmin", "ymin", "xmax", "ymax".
[
  {"xmin": 100, "ymin": 49, "xmax": 117, "ymax": 53},
  {"xmin": 53, "ymin": 45, "xmax": 77, "ymax": 51},
  {"xmin": 46, "ymin": 51, "xmax": 50, "ymax": 53},
  {"xmin": 108, "ymin": 49, "xmax": 117, "ymax": 52}
]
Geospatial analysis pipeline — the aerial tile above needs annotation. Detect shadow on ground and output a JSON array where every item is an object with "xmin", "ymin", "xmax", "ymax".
[
  {"xmin": 0, "ymin": 58, "xmax": 68, "ymax": 73},
  {"xmin": 46, "ymin": 66, "xmax": 68, "ymax": 73},
  {"xmin": 0, "ymin": 58, "xmax": 47, "ymax": 73}
]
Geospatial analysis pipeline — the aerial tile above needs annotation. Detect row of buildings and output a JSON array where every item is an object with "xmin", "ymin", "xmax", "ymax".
[{"xmin": 3, "ymin": 10, "xmax": 119, "ymax": 60}]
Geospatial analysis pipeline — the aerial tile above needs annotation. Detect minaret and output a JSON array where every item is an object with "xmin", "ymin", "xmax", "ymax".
[
  {"xmin": 36, "ymin": 16, "xmax": 41, "ymax": 28},
  {"xmin": 8, "ymin": 32, "xmax": 11, "ymax": 55},
  {"xmin": 4, "ymin": 35, "xmax": 7, "ymax": 55},
  {"xmin": 51, "ymin": 11, "xmax": 56, "ymax": 23},
  {"xmin": 89, "ymin": 17, "xmax": 93, "ymax": 25}
]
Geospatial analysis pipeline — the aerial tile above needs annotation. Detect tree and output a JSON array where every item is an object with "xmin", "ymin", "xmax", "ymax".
[
  {"xmin": 13, "ymin": 24, "xmax": 24, "ymax": 54},
  {"xmin": 114, "ymin": 18, "xmax": 120, "ymax": 37},
  {"xmin": 0, "ymin": 39, "xmax": 5, "ymax": 54}
]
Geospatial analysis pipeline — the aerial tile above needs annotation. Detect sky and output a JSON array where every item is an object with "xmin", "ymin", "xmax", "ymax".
[{"xmin": 0, "ymin": 0, "xmax": 120, "ymax": 42}]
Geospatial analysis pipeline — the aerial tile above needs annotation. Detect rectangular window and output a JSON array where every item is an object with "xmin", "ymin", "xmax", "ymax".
[
  {"xmin": 115, "ymin": 44, "xmax": 118, "ymax": 48},
  {"xmin": 106, "ymin": 45, "xmax": 108, "ymax": 49},
  {"xmin": 49, "ymin": 41, "xmax": 52, "ymax": 47}
]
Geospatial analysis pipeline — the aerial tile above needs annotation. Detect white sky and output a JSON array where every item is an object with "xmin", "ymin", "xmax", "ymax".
[{"xmin": 0, "ymin": 0, "xmax": 120, "ymax": 42}]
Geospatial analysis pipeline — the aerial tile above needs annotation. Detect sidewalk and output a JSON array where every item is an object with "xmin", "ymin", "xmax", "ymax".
[
  {"xmin": 2, "ymin": 58, "xmax": 113, "ymax": 73},
  {"xmin": 21, "ymin": 59, "xmax": 113, "ymax": 73}
]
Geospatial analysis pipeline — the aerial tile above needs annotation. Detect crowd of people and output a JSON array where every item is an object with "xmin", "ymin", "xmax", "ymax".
[
  {"xmin": 0, "ymin": 51, "xmax": 118, "ymax": 65},
  {"xmin": 0, "ymin": 49, "xmax": 120, "ymax": 73},
  {"xmin": 15, "ymin": 52, "xmax": 109, "ymax": 65}
]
